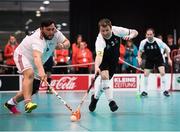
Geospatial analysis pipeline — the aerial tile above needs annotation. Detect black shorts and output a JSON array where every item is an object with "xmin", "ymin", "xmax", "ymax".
[
  {"xmin": 145, "ymin": 58, "xmax": 165, "ymax": 69},
  {"xmin": 99, "ymin": 58, "xmax": 118, "ymax": 79},
  {"xmin": 44, "ymin": 56, "xmax": 54, "ymax": 72}
]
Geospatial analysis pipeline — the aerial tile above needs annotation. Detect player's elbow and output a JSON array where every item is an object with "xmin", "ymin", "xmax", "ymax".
[
  {"xmin": 133, "ymin": 29, "xmax": 138, "ymax": 37},
  {"xmin": 129, "ymin": 29, "xmax": 138, "ymax": 39}
]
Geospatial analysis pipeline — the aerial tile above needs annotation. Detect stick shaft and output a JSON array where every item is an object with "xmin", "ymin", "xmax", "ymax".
[
  {"xmin": 77, "ymin": 73, "xmax": 99, "ymax": 109},
  {"xmin": 45, "ymin": 81, "xmax": 73, "ymax": 112}
]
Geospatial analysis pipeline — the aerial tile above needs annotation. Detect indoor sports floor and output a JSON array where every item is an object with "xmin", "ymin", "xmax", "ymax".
[{"xmin": 0, "ymin": 91, "xmax": 180, "ymax": 131}]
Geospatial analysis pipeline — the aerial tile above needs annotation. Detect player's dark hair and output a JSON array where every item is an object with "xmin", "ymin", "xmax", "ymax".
[
  {"xmin": 167, "ymin": 34, "xmax": 173, "ymax": 39},
  {"xmin": 146, "ymin": 28, "xmax": 155, "ymax": 34},
  {"xmin": 41, "ymin": 19, "xmax": 56, "ymax": 28},
  {"xmin": 98, "ymin": 18, "xmax": 112, "ymax": 29}
]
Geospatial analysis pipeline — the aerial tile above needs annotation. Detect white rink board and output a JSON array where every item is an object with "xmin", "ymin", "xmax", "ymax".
[
  {"xmin": 1, "ymin": 73, "xmax": 176, "ymax": 93},
  {"xmin": 90, "ymin": 73, "xmax": 172, "ymax": 91},
  {"xmin": 173, "ymin": 73, "xmax": 180, "ymax": 90}
]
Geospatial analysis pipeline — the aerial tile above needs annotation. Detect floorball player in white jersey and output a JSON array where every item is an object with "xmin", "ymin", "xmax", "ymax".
[
  {"xmin": 89, "ymin": 18, "xmax": 138, "ymax": 112},
  {"xmin": 4, "ymin": 19, "xmax": 70, "ymax": 114},
  {"xmin": 137, "ymin": 28, "xmax": 172, "ymax": 97}
]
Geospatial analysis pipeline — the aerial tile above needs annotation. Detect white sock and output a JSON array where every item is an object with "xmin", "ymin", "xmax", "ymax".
[
  {"xmin": 7, "ymin": 98, "xmax": 17, "ymax": 105},
  {"xmin": 161, "ymin": 75, "xmax": 168, "ymax": 91},
  {"xmin": 141, "ymin": 76, "xmax": 148, "ymax": 93},
  {"xmin": 101, "ymin": 80, "xmax": 113, "ymax": 102},
  {"xmin": 94, "ymin": 76, "xmax": 103, "ymax": 99}
]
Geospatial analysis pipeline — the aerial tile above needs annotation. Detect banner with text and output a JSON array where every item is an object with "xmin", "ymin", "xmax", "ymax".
[
  {"xmin": 39, "ymin": 75, "xmax": 89, "ymax": 91},
  {"xmin": 113, "ymin": 76, "xmax": 137, "ymax": 89}
]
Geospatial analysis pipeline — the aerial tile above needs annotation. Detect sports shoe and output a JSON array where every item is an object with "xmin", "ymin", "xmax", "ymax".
[
  {"xmin": 109, "ymin": 100, "xmax": 118, "ymax": 112},
  {"xmin": 4, "ymin": 102, "xmax": 21, "ymax": 114},
  {"xmin": 89, "ymin": 94, "xmax": 98, "ymax": 112},
  {"xmin": 46, "ymin": 89, "xmax": 53, "ymax": 94},
  {"xmin": 163, "ymin": 91, "xmax": 170, "ymax": 97},
  {"xmin": 25, "ymin": 102, "xmax": 37, "ymax": 113},
  {"xmin": 141, "ymin": 91, "xmax": 148, "ymax": 97}
]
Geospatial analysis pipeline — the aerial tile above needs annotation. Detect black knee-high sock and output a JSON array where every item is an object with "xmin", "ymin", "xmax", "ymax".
[{"xmin": 47, "ymin": 78, "xmax": 51, "ymax": 90}]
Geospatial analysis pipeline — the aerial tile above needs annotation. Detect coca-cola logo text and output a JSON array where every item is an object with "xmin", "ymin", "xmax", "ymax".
[{"xmin": 41, "ymin": 77, "xmax": 77, "ymax": 90}]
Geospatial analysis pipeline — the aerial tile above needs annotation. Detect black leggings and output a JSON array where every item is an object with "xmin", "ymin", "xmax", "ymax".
[{"xmin": 32, "ymin": 79, "xmax": 41, "ymax": 95}]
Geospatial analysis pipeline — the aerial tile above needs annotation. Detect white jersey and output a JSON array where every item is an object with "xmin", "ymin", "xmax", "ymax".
[
  {"xmin": 15, "ymin": 28, "xmax": 65, "ymax": 63},
  {"xmin": 139, "ymin": 37, "xmax": 170, "ymax": 53},
  {"xmin": 14, "ymin": 28, "xmax": 66, "ymax": 76},
  {"xmin": 139, "ymin": 37, "xmax": 170, "ymax": 62},
  {"xmin": 95, "ymin": 26, "xmax": 130, "ymax": 53}
]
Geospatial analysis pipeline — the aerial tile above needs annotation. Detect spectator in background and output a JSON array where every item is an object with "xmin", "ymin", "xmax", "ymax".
[
  {"xmin": 73, "ymin": 41, "xmax": 93, "ymax": 74},
  {"xmin": 173, "ymin": 37, "xmax": 180, "ymax": 73},
  {"xmin": 71, "ymin": 34, "xmax": 83, "ymax": 73},
  {"xmin": 157, "ymin": 34, "xmax": 163, "ymax": 41},
  {"xmin": 165, "ymin": 34, "xmax": 178, "ymax": 72},
  {"xmin": 177, "ymin": 37, "xmax": 180, "ymax": 49},
  {"xmin": 122, "ymin": 40, "xmax": 138, "ymax": 73},
  {"xmin": 4, "ymin": 35, "xmax": 18, "ymax": 74},
  {"xmin": 166, "ymin": 34, "xmax": 178, "ymax": 52},
  {"xmin": 54, "ymin": 46, "xmax": 69, "ymax": 74},
  {"xmin": 116, "ymin": 43, "xmax": 125, "ymax": 73}
]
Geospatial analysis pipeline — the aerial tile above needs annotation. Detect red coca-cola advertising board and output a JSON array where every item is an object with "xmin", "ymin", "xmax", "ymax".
[{"xmin": 39, "ymin": 75, "xmax": 89, "ymax": 91}]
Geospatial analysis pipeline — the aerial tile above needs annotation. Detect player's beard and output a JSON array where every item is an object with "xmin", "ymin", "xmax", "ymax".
[
  {"xmin": 42, "ymin": 32, "xmax": 54, "ymax": 40},
  {"xmin": 103, "ymin": 32, "xmax": 112, "ymax": 40},
  {"xmin": 148, "ymin": 37, "xmax": 154, "ymax": 42}
]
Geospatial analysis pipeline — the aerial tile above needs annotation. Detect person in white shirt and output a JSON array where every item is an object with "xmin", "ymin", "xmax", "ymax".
[
  {"xmin": 89, "ymin": 18, "xmax": 138, "ymax": 112},
  {"xmin": 4, "ymin": 19, "xmax": 70, "ymax": 114},
  {"xmin": 137, "ymin": 28, "xmax": 172, "ymax": 97}
]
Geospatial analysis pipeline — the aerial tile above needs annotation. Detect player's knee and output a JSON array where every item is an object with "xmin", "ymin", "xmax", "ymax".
[
  {"xmin": 159, "ymin": 69, "xmax": 165, "ymax": 76},
  {"xmin": 101, "ymin": 72, "xmax": 109, "ymax": 80},
  {"xmin": 23, "ymin": 69, "xmax": 34, "ymax": 80},
  {"xmin": 144, "ymin": 71, "xmax": 150, "ymax": 77},
  {"xmin": 32, "ymin": 79, "xmax": 40, "ymax": 95}
]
